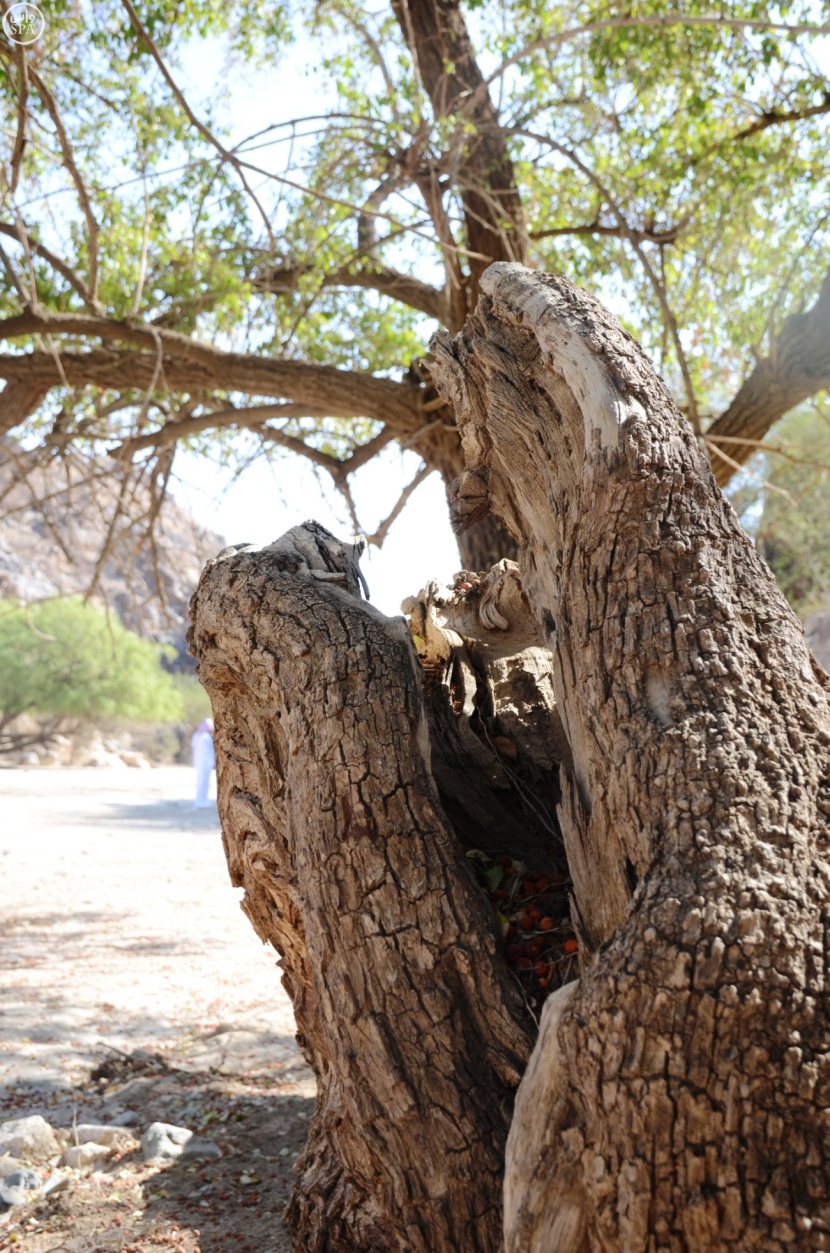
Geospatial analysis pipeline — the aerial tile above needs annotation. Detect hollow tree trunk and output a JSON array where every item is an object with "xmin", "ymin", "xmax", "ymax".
[
  {"xmin": 187, "ymin": 525, "xmax": 559, "ymax": 1251},
  {"xmin": 429, "ymin": 265, "xmax": 830, "ymax": 1251}
]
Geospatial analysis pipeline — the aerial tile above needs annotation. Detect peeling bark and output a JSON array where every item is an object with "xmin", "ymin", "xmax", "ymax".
[
  {"xmin": 188, "ymin": 523, "xmax": 545, "ymax": 1251},
  {"xmin": 430, "ymin": 264, "xmax": 830, "ymax": 1251}
]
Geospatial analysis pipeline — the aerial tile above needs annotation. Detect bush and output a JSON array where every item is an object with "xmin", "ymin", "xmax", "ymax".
[
  {"xmin": 171, "ymin": 672, "xmax": 212, "ymax": 725},
  {"xmin": 0, "ymin": 598, "xmax": 184, "ymax": 724}
]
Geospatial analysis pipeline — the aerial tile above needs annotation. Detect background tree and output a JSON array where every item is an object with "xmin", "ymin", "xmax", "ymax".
[
  {"xmin": 1, "ymin": 0, "xmax": 830, "ymax": 569},
  {"xmin": 0, "ymin": 596, "xmax": 183, "ymax": 751}
]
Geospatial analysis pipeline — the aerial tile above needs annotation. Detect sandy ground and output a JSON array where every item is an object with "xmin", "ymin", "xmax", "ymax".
[
  {"xmin": 0, "ymin": 767, "xmax": 305, "ymax": 1090},
  {"xmin": 0, "ymin": 766, "xmax": 313, "ymax": 1252}
]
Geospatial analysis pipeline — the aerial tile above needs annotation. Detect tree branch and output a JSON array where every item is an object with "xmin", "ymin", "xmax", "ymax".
[
  {"xmin": 0, "ymin": 326, "xmax": 423, "ymax": 432},
  {"xmin": 365, "ymin": 461, "xmax": 432, "ymax": 546},
  {"xmin": 707, "ymin": 269, "xmax": 830, "ymax": 486},
  {"xmin": 256, "ymin": 260, "xmax": 449, "ymax": 323},
  {"xmin": 529, "ymin": 218, "xmax": 686, "ymax": 246},
  {"xmin": 119, "ymin": 0, "xmax": 276, "ymax": 252},
  {"xmin": 0, "ymin": 223, "xmax": 95, "ymax": 308},
  {"xmin": 27, "ymin": 67, "xmax": 101, "ymax": 309},
  {"xmin": 730, "ymin": 93, "xmax": 830, "ymax": 142},
  {"xmin": 111, "ymin": 402, "xmax": 331, "ymax": 456},
  {"xmin": 8, "ymin": 46, "xmax": 27, "ymax": 196}
]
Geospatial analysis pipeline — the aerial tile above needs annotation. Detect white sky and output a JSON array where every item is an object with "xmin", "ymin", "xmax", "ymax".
[{"xmin": 172, "ymin": 442, "xmax": 461, "ymax": 617}]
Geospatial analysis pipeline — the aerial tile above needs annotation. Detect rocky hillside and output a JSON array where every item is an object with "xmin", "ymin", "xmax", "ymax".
[{"xmin": 0, "ymin": 440, "xmax": 224, "ymax": 665}]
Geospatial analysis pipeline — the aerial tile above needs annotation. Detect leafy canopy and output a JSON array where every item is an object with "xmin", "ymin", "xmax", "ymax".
[{"xmin": 0, "ymin": 0, "xmax": 829, "ymax": 543}]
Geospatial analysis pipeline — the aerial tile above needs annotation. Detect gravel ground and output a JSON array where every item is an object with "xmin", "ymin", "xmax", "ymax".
[{"xmin": 0, "ymin": 766, "xmax": 314, "ymax": 1252}]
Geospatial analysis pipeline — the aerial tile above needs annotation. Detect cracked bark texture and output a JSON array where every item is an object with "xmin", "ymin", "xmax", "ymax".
[
  {"xmin": 430, "ymin": 264, "xmax": 830, "ymax": 1252},
  {"xmin": 187, "ymin": 525, "xmax": 538, "ymax": 1252}
]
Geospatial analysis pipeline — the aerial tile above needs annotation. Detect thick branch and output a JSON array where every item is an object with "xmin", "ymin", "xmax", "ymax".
[
  {"xmin": 188, "ymin": 524, "xmax": 533, "ymax": 1250},
  {"xmin": 0, "ymin": 380, "xmax": 51, "ymax": 433},
  {"xmin": 708, "ymin": 267, "xmax": 830, "ymax": 485},
  {"xmin": 0, "ymin": 336, "xmax": 422, "ymax": 433},
  {"xmin": 257, "ymin": 260, "xmax": 449, "ymax": 323},
  {"xmin": 529, "ymin": 219, "xmax": 685, "ymax": 246}
]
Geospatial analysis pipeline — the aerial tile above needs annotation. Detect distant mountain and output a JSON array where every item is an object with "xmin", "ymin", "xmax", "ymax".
[{"xmin": 0, "ymin": 440, "xmax": 224, "ymax": 667}]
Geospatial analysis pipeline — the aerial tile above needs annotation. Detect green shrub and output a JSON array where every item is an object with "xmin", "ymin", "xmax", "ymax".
[
  {"xmin": 171, "ymin": 671, "xmax": 212, "ymax": 725},
  {"xmin": 0, "ymin": 598, "xmax": 184, "ymax": 723}
]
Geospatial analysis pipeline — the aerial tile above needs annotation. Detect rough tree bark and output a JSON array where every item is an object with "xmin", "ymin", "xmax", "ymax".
[
  {"xmin": 191, "ymin": 263, "xmax": 830, "ymax": 1253},
  {"xmin": 188, "ymin": 525, "xmax": 565, "ymax": 1251},
  {"xmin": 429, "ymin": 264, "xmax": 830, "ymax": 1251}
]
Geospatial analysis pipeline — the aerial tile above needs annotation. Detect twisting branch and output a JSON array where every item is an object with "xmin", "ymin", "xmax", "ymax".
[
  {"xmin": 111, "ymin": 402, "xmax": 331, "ymax": 457},
  {"xmin": 119, "ymin": 0, "xmax": 276, "ymax": 253},
  {"xmin": 8, "ymin": 45, "xmax": 28, "ymax": 196},
  {"xmin": 364, "ymin": 461, "xmax": 432, "ymax": 546},
  {"xmin": 0, "ymin": 223, "xmax": 95, "ymax": 308},
  {"xmin": 27, "ymin": 67, "xmax": 101, "ymax": 310}
]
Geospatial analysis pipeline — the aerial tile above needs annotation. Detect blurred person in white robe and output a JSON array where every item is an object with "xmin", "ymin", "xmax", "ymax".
[{"xmin": 191, "ymin": 718, "xmax": 216, "ymax": 809}]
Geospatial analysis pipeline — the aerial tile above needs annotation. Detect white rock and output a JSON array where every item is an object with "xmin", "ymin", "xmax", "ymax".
[
  {"xmin": 0, "ymin": 1116, "xmax": 60, "ymax": 1163},
  {"xmin": 141, "ymin": 1122, "xmax": 193, "ymax": 1162},
  {"xmin": 73, "ymin": 1124, "xmax": 136, "ymax": 1148},
  {"xmin": 62, "ymin": 1142, "xmax": 113, "ymax": 1170}
]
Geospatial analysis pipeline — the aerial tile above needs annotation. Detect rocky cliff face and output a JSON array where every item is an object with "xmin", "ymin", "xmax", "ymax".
[{"xmin": 0, "ymin": 441, "xmax": 224, "ymax": 666}]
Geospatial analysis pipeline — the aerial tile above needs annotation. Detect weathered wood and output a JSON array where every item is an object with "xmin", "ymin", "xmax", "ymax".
[
  {"xmin": 430, "ymin": 264, "xmax": 830, "ymax": 1251},
  {"xmin": 188, "ymin": 523, "xmax": 537, "ymax": 1252}
]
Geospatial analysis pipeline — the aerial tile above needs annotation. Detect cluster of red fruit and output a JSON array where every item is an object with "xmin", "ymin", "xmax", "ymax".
[{"xmin": 473, "ymin": 852, "xmax": 579, "ymax": 1001}]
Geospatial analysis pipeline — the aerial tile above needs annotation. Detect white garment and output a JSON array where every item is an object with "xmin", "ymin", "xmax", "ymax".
[{"xmin": 191, "ymin": 729, "xmax": 215, "ymax": 808}]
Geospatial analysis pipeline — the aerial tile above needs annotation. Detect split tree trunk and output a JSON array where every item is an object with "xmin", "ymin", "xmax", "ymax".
[
  {"xmin": 191, "ymin": 264, "xmax": 830, "ymax": 1253},
  {"xmin": 429, "ymin": 265, "xmax": 830, "ymax": 1251}
]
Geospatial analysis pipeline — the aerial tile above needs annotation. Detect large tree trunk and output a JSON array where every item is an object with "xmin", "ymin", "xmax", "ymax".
[
  {"xmin": 191, "ymin": 264, "xmax": 830, "ymax": 1253},
  {"xmin": 429, "ymin": 265, "xmax": 830, "ymax": 1251},
  {"xmin": 188, "ymin": 526, "xmax": 566, "ymax": 1251}
]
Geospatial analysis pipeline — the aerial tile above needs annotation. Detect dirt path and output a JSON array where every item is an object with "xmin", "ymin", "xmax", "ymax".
[{"xmin": 0, "ymin": 767, "xmax": 313, "ymax": 1252}]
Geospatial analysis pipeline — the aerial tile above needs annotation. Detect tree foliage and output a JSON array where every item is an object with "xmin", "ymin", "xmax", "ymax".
[
  {"xmin": 0, "ymin": 597, "xmax": 184, "ymax": 723},
  {"xmin": 0, "ymin": 0, "xmax": 829, "ymax": 556}
]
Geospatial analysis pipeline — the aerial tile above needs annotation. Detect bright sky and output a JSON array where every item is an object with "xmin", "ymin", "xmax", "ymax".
[
  {"xmin": 166, "ymin": 29, "xmax": 462, "ymax": 617},
  {"xmin": 173, "ymin": 441, "xmax": 461, "ymax": 617}
]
